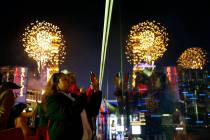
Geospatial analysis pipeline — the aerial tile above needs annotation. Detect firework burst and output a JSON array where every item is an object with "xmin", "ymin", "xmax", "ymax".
[
  {"xmin": 22, "ymin": 21, "xmax": 66, "ymax": 71},
  {"xmin": 177, "ymin": 47, "xmax": 208, "ymax": 69},
  {"xmin": 125, "ymin": 20, "xmax": 169, "ymax": 65}
]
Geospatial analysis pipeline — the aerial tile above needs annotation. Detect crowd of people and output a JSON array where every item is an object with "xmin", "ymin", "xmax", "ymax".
[
  {"xmin": 0, "ymin": 68, "xmax": 189, "ymax": 140},
  {"xmin": 112, "ymin": 69, "xmax": 180, "ymax": 139},
  {"xmin": 0, "ymin": 70, "xmax": 102, "ymax": 140}
]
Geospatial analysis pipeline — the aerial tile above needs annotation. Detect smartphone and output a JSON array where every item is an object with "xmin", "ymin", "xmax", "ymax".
[{"xmin": 90, "ymin": 71, "xmax": 96, "ymax": 83}]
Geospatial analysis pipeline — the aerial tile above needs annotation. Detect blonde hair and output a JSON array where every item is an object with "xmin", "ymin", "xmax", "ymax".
[{"xmin": 41, "ymin": 73, "xmax": 65, "ymax": 107}]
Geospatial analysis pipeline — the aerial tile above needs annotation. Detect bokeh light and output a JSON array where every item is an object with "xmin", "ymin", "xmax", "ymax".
[
  {"xmin": 125, "ymin": 20, "xmax": 169, "ymax": 65},
  {"xmin": 177, "ymin": 47, "xmax": 208, "ymax": 69},
  {"xmin": 22, "ymin": 21, "xmax": 66, "ymax": 72}
]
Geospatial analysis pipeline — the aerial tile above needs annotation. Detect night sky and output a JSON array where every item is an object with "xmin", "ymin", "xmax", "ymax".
[{"xmin": 0, "ymin": 0, "xmax": 210, "ymax": 98}]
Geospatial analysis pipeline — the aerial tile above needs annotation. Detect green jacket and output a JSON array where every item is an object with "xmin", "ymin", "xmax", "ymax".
[{"xmin": 46, "ymin": 92, "xmax": 84, "ymax": 140}]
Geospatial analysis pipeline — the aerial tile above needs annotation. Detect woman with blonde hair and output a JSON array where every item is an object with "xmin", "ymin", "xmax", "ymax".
[
  {"xmin": 35, "ymin": 73, "xmax": 62, "ymax": 140},
  {"xmin": 46, "ymin": 72, "xmax": 92, "ymax": 140}
]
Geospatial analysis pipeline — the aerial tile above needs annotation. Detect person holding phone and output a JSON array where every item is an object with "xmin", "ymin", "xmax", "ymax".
[
  {"xmin": 46, "ymin": 72, "xmax": 92, "ymax": 140},
  {"xmin": 85, "ymin": 71, "xmax": 102, "ymax": 140}
]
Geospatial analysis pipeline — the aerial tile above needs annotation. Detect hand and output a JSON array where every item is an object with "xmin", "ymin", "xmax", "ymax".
[
  {"xmin": 113, "ymin": 73, "xmax": 121, "ymax": 89},
  {"xmin": 80, "ymin": 87, "xmax": 86, "ymax": 93}
]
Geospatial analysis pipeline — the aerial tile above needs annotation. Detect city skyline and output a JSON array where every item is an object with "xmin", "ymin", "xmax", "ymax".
[{"xmin": 0, "ymin": 0, "xmax": 210, "ymax": 97}]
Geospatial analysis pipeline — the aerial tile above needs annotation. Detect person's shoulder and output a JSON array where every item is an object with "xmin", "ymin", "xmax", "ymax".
[
  {"xmin": 0, "ymin": 90, "xmax": 7, "ymax": 97},
  {"xmin": 50, "ymin": 92, "xmax": 66, "ymax": 97},
  {"xmin": 47, "ymin": 92, "xmax": 66, "ymax": 102},
  {"xmin": 0, "ymin": 90, "xmax": 13, "ymax": 98}
]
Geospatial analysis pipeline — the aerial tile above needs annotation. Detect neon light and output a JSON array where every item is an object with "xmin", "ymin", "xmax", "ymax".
[
  {"xmin": 182, "ymin": 84, "xmax": 187, "ymax": 87},
  {"xmin": 162, "ymin": 114, "xmax": 170, "ymax": 116},
  {"xmin": 139, "ymin": 110, "xmax": 148, "ymax": 112},
  {"xmin": 20, "ymin": 68, "xmax": 25, "ymax": 96},
  {"xmin": 41, "ymin": 90, "xmax": 45, "ymax": 95},
  {"xmin": 151, "ymin": 114, "xmax": 161, "ymax": 117},
  {"xmin": 188, "ymin": 94, "xmax": 194, "ymax": 97},
  {"xmin": 185, "ymin": 93, "xmax": 193, "ymax": 97},
  {"xmin": 173, "ymin": 67, "xmax": 177, "ymax": 74},
  {"xmin": 154, "ymin": 99, "xmax": 160, "ymax": 102},
  {"xmin": 196, "ymin": 120, "xmax": 203, "ymax": 124},
  {"xmin": 166, "ymin": 67, "xmax": 171, "ymax": 82},
  {"xmin": 15, "ymin": 67, "xmax": 19, "ymax": 77},
  {"xmin": 189, "ymin": 97, "xmax": 197, "ymax": 100},
  {"xmin": 137, "ymin": 103, "xmax": 146, "ymax": 106},
  {"xmin": 26, "ymin": 99, "xmax": 41, "ymax": 103},
  {"xmin": 175, "ymin": 127, "xmax": 184, "ymax": 130},
  {"xmin": 135, "ymin": 63, "xmax": 156, "ymax": 69}
]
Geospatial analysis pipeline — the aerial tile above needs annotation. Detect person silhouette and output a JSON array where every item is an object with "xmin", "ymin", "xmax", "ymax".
[{"xmin": 0, "ymin": 82, "xmax": 21, "ymax": 130}]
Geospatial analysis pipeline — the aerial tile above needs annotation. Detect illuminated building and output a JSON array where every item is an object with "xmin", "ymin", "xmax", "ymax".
[
  {"xmin": 177, "ymin": 68, "xmax": 210, "ymax": 127},
  {"xmin": 47, "ymin": 66, "xmax": 59, "ymax": 81},
  {"xmin": 0, "ymin": 66, "xmax": 28, "ymax": 103},
  {"xmin": 0, "ymin": 66, "xmax": 45, "ymax": 104},
  {"xmin": 98, "ymin": 99, "xmax": 146, "ymax": 139},
  {"xmin": 26, "ymin": 89, "xmax": 42, "ymax": 103},
  {"xmin": 132, "ymin": 63, "xmax": 155, "ymax": 88}
]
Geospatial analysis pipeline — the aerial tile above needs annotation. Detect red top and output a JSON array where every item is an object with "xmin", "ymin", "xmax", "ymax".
[
  {"xmin": 86, "ymin": 87, "xmax": 93, "ymax": 97},
  {"xmin": 69, "ymin": 84, "xmax": 80, "ymax": 95}
]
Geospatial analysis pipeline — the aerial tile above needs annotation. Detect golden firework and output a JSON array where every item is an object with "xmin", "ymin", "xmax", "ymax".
[
  {"xmin": 177, "ymin": 47, "xmax": 208, "ymax": 69},
  {"xmin": 22, "ymin": 21, "xmax": 66, "ymax": 71},
  {"xmin": 125, "ymin": 20, "xmax": 169, "ymax": 65}
]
